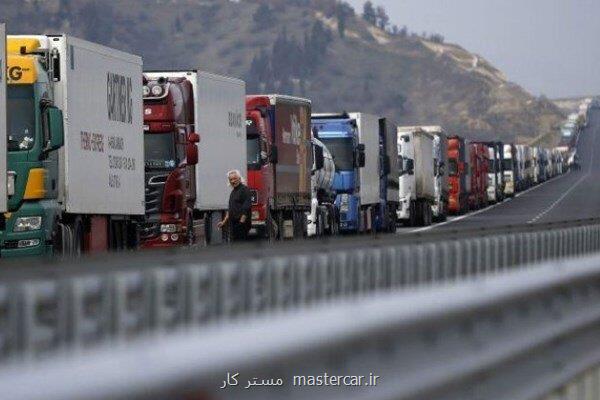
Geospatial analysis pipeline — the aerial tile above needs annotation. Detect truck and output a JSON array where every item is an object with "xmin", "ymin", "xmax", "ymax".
[
  {"xmin": 1, "ymin": 35, "xmax": 144, "ymax": 257},
  {"xmin": 397, "ymin": 127, "xmax": 435, "ymax": 226},
  {"xmin": 143, "ymin": 71, "xmax": 245, "ymax": 246},
  {"xmin": 247, "ymin": 95, "xmax": 312, "ymax": 240},
  {"xmin": 447, "ymin": 135, "xmax": 470, "ymax": 214},
  {"xmin": 306, "ymin": 137, "xmax": 338, "ymax": 237},
  {"xmin": 376, "ymin": 118, "xmax": 400, "ymax": 232},
  {"xmin": 473, "ymin": 141, "xmax": 504, "ymax": 203},
  {"xmin": 468, "ymin": 142, "xmax": 489, "ymax": 210},
  {"xmin": 422, "ymin": 126, "xmax": 448, "ymax": 222},
  {"xmin": 312, "ymin": 113, "xmax": 392, "ymax": 234},
  {"xmin": 503, "ymin": 143, "xmax": 517, "ymax": 197}
]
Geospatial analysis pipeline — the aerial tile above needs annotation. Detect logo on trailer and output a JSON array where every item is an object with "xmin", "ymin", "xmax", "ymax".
[
  {"xmin": 8, "ymin": 66, "xmax": 23, "ymax": 81},
  {"xmin": 107, "ymin": 72, "xmax": 133, "ymax": 124}
]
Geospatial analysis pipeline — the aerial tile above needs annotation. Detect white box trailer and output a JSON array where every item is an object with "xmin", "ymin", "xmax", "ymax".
[
  {"xmin": 348, "ymin": 112, "xmax": 380, "ymax": 206},
  {"xmin": 36, "ymin": 35, "xmax": 144, "ymax": 215},
  {"xmin": 0, "ymin": 24, "xmax": 6, "ymax": 213},
  {"xmin": 397, "ymin": 126, "xmax": 435, "ymax": 226},
  {"xmin": 146, "ymin": 70, "xmax": 246, "ymax": 241}
]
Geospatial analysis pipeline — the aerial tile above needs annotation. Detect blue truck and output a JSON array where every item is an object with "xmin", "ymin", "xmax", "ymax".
[{"xmin": 312, "ymin": 113, "xmax": 398, "ymax": 234}]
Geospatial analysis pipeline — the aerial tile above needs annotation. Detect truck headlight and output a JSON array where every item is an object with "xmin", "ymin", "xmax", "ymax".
[
  {"xmin": 160, "ymin": 224, "xmax": 178, "ymax": 233},
  {"xmin": 252, "ymin": 211, "xmax": 260, "ymax": 220},
  {"xmin": 13, "ymin": 216, "xmax": 42, "ymax": 232}
]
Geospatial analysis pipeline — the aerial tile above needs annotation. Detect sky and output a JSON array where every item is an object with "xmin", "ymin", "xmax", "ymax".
[{"xmin": 346, "ymin": 0, "xmax": 600, "ymax": 99}]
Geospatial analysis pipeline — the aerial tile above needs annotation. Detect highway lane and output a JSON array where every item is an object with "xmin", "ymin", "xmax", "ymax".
[{"xmin": 407, "ymin": 108, "xmax": 599, "ymax": 233}]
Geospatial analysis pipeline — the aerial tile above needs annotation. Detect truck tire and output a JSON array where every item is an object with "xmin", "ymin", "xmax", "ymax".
[
  {"xmin": 409, "ymin": 201, "xmax": 418, "ymax": 227},
  {"xmin": 73, "ymin": 217, "xmax": 85, "ymax": 257}
]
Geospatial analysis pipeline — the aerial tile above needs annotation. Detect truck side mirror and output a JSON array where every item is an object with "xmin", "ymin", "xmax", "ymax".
[
  {"xmin": 314, "ymin": 145, "xmax": 324, "ymax": 171},
  {"xmin": 45, "ymin": 107, "xmax": 64, "ymax": 151},
  {"xmin": 188, "ymin": 132, "xmax": 200, "ymax": 143},
  {"xmin": 186, "ymin": 143, "xmax": 198, "ymax": 165},
  {"xmin": 270, "ymin": 145, "xmax": 279, "ymax": 164},
  {"xmin": 357, "ymin": 144, "xmax": 366, "ymax": 168}
]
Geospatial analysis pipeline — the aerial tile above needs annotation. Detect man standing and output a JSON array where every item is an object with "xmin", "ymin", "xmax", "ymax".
[{"xmin": 218, "ymin": 170, "xmax": 252, "ymax": 241}]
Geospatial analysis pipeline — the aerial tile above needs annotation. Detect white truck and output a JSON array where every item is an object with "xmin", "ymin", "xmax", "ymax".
[
  {"xmin": 397, "ymin": 127, "xmax": 435, "ymax": 226},
  {"xmin": 145, "ymin": 70, "xmax": 246, "ymax": 244},
  {"xmin": 2, "ymin": 34, "xmax": 144, "ymax": 257},
  {"xmin": 422, "ymin": 126, "xmax": 448, "ymax": 222}
]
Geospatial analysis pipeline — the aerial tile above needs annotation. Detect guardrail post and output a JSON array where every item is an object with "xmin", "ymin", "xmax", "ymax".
[
  {"xmin": 245, "ymin": 260, "xmax": 272, "ymax": 315},
  {"xmin": 150, "ymin": 268, "xmax": 186, "ymax": 331},
  {"xmin": 217, "ymin": 261, "xmax": 246, "ymax": 318},
  {"xmin": 185, "ymin": 263, "xmax": 217, "ymax": 324}
]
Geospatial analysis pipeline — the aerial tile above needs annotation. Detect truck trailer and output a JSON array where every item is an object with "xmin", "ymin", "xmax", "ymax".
[
  {"xmin": 144, "ymin": 71, "xmax": 245, "ymax": 246},
  {"xmin": 247, "ymin": 95, "xmax": 312, "ymax": 240},
  {"xmin": 1, "ymin": 35, "xmax": 144, "ymax": 257},
  {"xmin": 447, "ymin": 135, "xmax": 470, "ymax": 214},
  {"xmin": 397, "ymin": 127, "xmax": 435, "ymax": 226},
  {"xmin": 422, "ymin": 126, "xmax": 448, "ymax": 222},
  {"xmin": 312, "ymin": 113, "xmax": 387, "ymax": 234}
]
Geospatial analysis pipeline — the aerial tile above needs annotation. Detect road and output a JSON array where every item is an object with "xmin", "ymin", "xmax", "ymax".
[{"xmin": 403, "ymin": 108, "xmax": 600, "ymax": 233}]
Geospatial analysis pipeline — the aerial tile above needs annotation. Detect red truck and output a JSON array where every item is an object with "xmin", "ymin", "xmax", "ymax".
[
  {"xmin": 246, "ymin": 95, "xmax": 312, "ymax": 240},
  {"xmin": 447, "ymin": 135, "xmax": 471, "ymax": 214},
  {"xmin": 140, "ymin": 75, "xmax": 199, "ymax": 247},
  {"xmin": 468, "ymin": 143, "xmax": 489, "ymax": 210}
]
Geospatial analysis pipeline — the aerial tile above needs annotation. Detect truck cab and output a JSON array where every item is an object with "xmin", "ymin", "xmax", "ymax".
[
  {"xmin": 1, "ymin": 37, "xmax": 65, "ymax": 256},
  {"xmin": 140, "ymin": 75, "xmax": 199, "ymax": 247},
  {"xmin": 503, "ymin": 143, "xmax": 516, "ymax": 197},
  {"xmin": 311, "ymin": 115, "xmax": 365, "ymax": 233},
  {"xmin": 447, "ymin": 135, "xmax": 470, "ymax": 214}
]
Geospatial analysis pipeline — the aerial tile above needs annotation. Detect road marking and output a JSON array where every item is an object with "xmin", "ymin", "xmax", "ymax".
[
  {"xmin": 528, "ymin": 125, "xmax": 596, "ymax": 224},
  {"xmin": 405, "ymin": 169, "xmax": 573, "ymax": 233},
  {"xmin": 527, "ymin": 173, "xmax": 588, "ymax": 223}
]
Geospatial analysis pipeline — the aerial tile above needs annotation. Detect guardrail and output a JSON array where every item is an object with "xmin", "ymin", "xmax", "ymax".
[
  {"xmin": 1, "ymin": 220, "xmax": 600, "ymax": 360},
  {"xmin": 3, "ymin": 253, "xmax": 600, "ymax": 400}
]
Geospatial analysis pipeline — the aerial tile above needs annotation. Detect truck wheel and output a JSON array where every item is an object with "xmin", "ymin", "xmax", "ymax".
[{"xmin": 409, "ymin": 201, "xmax": 418, "ymax": 227}]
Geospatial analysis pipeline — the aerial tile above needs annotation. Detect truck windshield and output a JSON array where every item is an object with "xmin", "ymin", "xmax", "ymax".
[
  {"xmin": 7, "ymin": 85, "xmax": 36, "ymax": 152},
  {"xmin": 144, "ymin": 133, "xmax": 177, "ymax": 170},
  {"xmin": 488, "ymin": 159, "xmax": 495, "ymax": 172},
  {"xmin": 247, "ymin": 135, "xmax": 261, "ymax": 170},
  {"xmin": 502, "ymin": 159, "xmax": 513, "ymax": 171},
  {"xmin": 320, "ymin": 137, "xmax": 354, "ymax": 171}
]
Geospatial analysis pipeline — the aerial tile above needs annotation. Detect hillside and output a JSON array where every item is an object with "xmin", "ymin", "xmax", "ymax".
[{"xmin": 4, "ymin": 0, "xmax": 564, "ymax": 144}]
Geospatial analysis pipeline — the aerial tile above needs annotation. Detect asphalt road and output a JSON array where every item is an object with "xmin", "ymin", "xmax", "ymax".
[{"xmin": 402, "ymin": 109, "xmax": 600, "ymax": 233}]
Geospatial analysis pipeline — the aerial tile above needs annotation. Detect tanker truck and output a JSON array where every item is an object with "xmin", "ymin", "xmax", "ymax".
[
  {"xmin": 306, "ymin": 137, "xmax": 338, "ymax": 237},
  {"xmin": 1, "ymin": 34, "xmax": 144, "ymax": 257}
]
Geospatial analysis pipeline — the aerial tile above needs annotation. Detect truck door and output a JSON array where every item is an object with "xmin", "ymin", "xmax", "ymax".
[{"xmin": 0, "ymin": 24, "xmax": 7, "ymax": 213}]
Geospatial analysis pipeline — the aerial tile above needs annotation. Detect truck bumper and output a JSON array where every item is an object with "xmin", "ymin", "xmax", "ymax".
[
  {"xmin": 397, "ymin": 198, "xmax": 410, "ymax": 221},
  {"xmin": 0, "ymin": 201, "xmax": 58, "ymax": 258},
  {"xmin": 504, "ymin": 181, "xmax": 515, "ymax": 195},
  {"xmin": 487, "ymin": 187, "xmax": 497, "ymax": 202}
]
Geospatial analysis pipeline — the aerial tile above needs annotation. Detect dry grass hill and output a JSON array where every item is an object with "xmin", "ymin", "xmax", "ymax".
[{"xmin": 6, "ymin": 0, "xmax": 565, "ymax": 144}]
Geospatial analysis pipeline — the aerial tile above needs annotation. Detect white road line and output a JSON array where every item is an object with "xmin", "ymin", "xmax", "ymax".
[
  {"xmin": 527, "ymin": 173, "xmax": 589, "ymax": 223},
  {"xmin": 527, "ymin": 126, "xmax": 596, "ymax": 224},
  {"xmin": 405, "ymin": 168, "xmax": 574, "ymax": 233}
]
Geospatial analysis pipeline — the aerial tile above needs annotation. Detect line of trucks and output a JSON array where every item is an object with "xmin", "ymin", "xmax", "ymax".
[{"xmin": 0, "ymin": 29, "xmax": 575, "ymax": 258}]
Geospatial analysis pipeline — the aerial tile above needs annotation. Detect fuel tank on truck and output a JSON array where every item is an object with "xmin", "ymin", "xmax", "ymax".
[
  {"xmin": 0, "ymin": 24, "xmax": 6, "ymax": 213},
  {"xmin": 312, "ymin": 138, "xmax": 335, "ymax": 194}
]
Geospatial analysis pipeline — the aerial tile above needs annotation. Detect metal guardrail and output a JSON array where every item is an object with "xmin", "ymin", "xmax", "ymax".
[
  {"xmin": 1, "ymin": 221, "xmax": 600, "ymax": 360},
  {"xmin": 3, "ymin": 253, "xmax": 600, "ymax": 400}
]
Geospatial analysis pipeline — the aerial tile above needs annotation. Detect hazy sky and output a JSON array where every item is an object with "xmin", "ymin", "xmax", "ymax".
[{"xmin": 346, "ymin": 0, "xmax": 600, "ymax": 98}]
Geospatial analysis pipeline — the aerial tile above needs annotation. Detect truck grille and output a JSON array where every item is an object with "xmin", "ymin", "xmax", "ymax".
[{"xmin": 145, "ymin": 173, "xmax": 168, "ymax": 214}]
